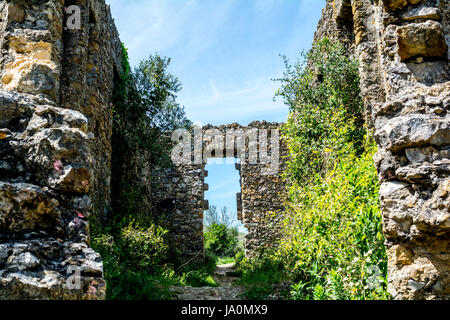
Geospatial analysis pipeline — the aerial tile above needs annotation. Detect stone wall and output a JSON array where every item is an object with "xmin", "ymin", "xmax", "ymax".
[
  {"xmin": 315, "ymin": 0, "xmax": 449, "ymax": 299},
  {"xmin": 0, "ymin": 0, "xmax": 121, "ymax": 299},
  {"xmin": 0, "ymin": 0, "xmax": 286, "ymax": 299},
  {"xmin": 1, "ymin": 0, "xmax": 446, "ymax": 301},
  {"xmin": 151, "ymin": 122, "xmax": 286, "ymax": 260}
]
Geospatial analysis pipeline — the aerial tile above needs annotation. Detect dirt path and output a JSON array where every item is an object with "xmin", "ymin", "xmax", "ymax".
[{"xmin": 171, "ymin": 263, "xmax": 245, "ymax": 300}]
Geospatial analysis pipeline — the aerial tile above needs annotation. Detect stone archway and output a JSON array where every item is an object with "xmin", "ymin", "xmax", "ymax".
[{"xmin": 151, "ymin": 121, "xmax": 287, "ymax": 260}]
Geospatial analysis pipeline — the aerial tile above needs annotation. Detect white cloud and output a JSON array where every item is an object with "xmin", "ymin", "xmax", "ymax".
[
  {"xmin": 181, "ymin": 77, "xmax": 287, "ymax": 124},
  {"xmin": 109, "ymin": 0, "xmax": 239, "ymax": 65},
  {"xmin": 108, "ymin": 0, "xmax": 323, "ymax": 125}
]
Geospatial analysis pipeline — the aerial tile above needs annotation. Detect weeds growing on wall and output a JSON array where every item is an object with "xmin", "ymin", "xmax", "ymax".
[{"xmin": 236, "ymin": 39, "xmax": 389, "ymax": 300}]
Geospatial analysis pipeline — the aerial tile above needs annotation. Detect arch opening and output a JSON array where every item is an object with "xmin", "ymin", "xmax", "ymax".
[{"xmin": 203, "ymin": 157, "xmax": 248, "ymax": 261}]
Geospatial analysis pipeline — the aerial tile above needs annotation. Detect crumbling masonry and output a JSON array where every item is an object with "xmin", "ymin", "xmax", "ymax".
[
  {"xmin": 151, "ymin": 122, "xmax": 286, "ymax": 261},
  {"xmin": 0, "ymin": 0, "xmax": 448, "ymax": 300},
  {"xmin": 0, "ymin": 0, "xmax": 121, "ymax": 299}
]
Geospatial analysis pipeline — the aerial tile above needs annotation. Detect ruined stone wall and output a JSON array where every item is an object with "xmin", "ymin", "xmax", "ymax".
[
  {"xmin": 315, "ymin": 0, "xmax": 449, "ymax": 299},
  {"xmin": 151, "ymin": 163, "xmax": 205, "ymax": 261},
  {"xmin": 237, "ymin": 122, "xmax": 286, "ymax": 257},
  {"xmin": 151, "ymin": 122, "xmax": 286, "ymax": 260},
  {"xmin": 0, "ymin": 0, "xmax": 122, "ymax": 299},
  {"xmin": 0, "ymin": 0, "xmax": 286, "ymax": 298}
]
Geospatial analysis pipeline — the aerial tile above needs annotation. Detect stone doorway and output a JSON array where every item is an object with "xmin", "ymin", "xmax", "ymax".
[
  {"xmin": 203, "ymin": 157, "xmax": 248, "ymax": 248},
  {"xmin": 151, "ymin": 122, "xmax": 287, "ymax": 261}
]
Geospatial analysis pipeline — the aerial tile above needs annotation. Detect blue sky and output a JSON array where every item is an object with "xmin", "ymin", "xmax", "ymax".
[{"xmin": 108, "ymin": 0, "xmax": 325, "ymax": 230}]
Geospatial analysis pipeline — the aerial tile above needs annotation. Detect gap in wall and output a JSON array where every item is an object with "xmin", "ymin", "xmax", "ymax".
[{"xmin": 203, "ymin": 157, "xmax": 248, "ymax": 235}]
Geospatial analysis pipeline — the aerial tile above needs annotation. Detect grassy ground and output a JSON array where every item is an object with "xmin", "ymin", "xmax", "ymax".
[{"xmin": 216, "ymin": 256, "xmax": 236, "ymax": 265}]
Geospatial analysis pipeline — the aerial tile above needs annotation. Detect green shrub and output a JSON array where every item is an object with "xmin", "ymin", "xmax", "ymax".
[
  {"xmin": 276, "ymin": 143, "xmax": 388, "ymax": 300},
  {"xmin": 182, "ymin": 270, "xmax": 218, "ymax": 287},
  {"xmin": 237, "ymin": 38, "xmax": 389, "ymax": 300},
  {"xmin": 275, "ymin": 38, "xmax": 388, "ymax": 300},
  {"xmin": 92, "ymin": 218, "xmax": 219, "ymax": 299},
  {"xmin": 204, "ymin": 223, "xmax": 240, "ymax": 258},
  {"xmin": 216, "ymin": 256, "xmax": 236, "ymax": 265},
  {"xmin": 235, "ymin": 254, "xmax": 288, "ymax": 299},
  {"xmin": 104, "ymin": 270, "xmax": 175, "ymax": 300},
  {"xmin": 234, "ymin": 251, "xmax": 245, "ymax": 265},
  {"xmin": 92, "ymin": 219, "xmax": 175, "ymax": 299},
  {"xmin": 276, "ymin": 38, "xmax": 365, "ymax": 189},
  {"xmin": 119, "ymin": 221, "xmax": 169, "ymax": 273}
]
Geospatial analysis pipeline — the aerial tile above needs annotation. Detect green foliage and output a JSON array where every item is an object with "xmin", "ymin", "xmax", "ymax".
[
  {"xmin": 275, "ymin": 38, "xmax": 365, "ymax": 188},
  {"xmin": 92, "ymin": 217, "xmax": 219, "ymax": 299},
  {"xmin": 92, "ymin": 44, "xmax": 216, "ymax": 300},
  {"xmin": 181, "ymin": 270, "xmax": 218, "ymax": 288},
  {"xmin": 113, "ymin": 46, "xmax": 191, "ymax": 160},
  {"xmin": 276, "ymin": 143, "xmax": 388, "ymax": 300},
  {"xmin": 238, "ymin": 38, "xmax": 388, "ymax": 300},
  {"xmin": 216, "ymin": 256, "xmax": 236, "ymax": 265},
  {"xmin": 235, "ymin": 254, "xmax": 288, "ymax": 300},
  {"xmin": 91, "ymin": 219, "xmax": 175, "ymax": 300},
  {"xmin": 111, "ymin": 45, "xmax": 191, "ymax": 220},
  {"xmin": 176, "ymin": 255, "xmax": 218, "ymax": 287},
  {"xmin": 204, "ymin": 223, "xmax": 240, "ymax": 258},
  {"xmin": 234, "ymin": 251, "xmax": 245, "ymax": 265},
  {"xmin": 119, "ymin": 221, "xmax": 169, "ymax": 272},
  {"xmin": 134, "ymin": 55, "xmax": 191, "ymax": 133}
]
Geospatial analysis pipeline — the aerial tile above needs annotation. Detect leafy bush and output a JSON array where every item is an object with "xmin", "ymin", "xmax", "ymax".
[
  {"xmin": 119, "ymin": 221, "xmax": 169, "ymax": 273},
  {"xmin": 276, "ymin": 38, "xmax": 365, "ymax": 189},
  {"xmin": 92, "ymin": 218, "xmax": 219, "ymax": 299},
  {"xmin": 274, "ymin": 38, "xmax": 388, "ymax": 300},
  {"xmin": 204, "ymin": 223, "xmax": 240, "ymax": 258},
  {"xmin": 216, "ymin": 256, "xmax": 236, "ymax": 265},
  {"xmin": 234, "ymin": 251, "xmax": 245, "ymax": 265},
  {"xmin": 92, "ymin": 219, "xmax": 175, "ymax": 300},
  {"xmin": 235, "ymin": 253, "xmax": 288, "ymax": 299},
  {"xmin": 278, "ymin": 143, "xmax": 388, "ymax": 300},
  {"xmin": 182, "ymin": 270, "xmax": 218, "ymax": 288},
  {"xmin": 237, "ymin": 38, "xmax": 389, "ymax": 300}
]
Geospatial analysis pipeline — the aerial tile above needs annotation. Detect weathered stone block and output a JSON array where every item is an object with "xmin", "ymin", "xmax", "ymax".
[
  {"xmin": 402, "ymin": 7, "xmax": 440, "ymax": 21},
  {"xmin": 382, "ymin": 0, "xmax": 423, "ymax": 12},
  {"xmin": 375, "ymin": 114, "xmax": 450, "ymax": 152},
  {"xmin": 7, "ymin": 4, "xmax": 25, "ymax": 23},
  {"xmin": 397, "ymin": 21, "xmax": 447, "ymax": 61},
  {"xmin": 0, "ymin": 182, "xmax": 59, "ymax": 233},
  {"xmin": 48, "ymin": 166, "xmax": 90, "ymax": 194},
  {"xmin": 0, "ymin": 240, "xmax": 105, "ymax": 300}
]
